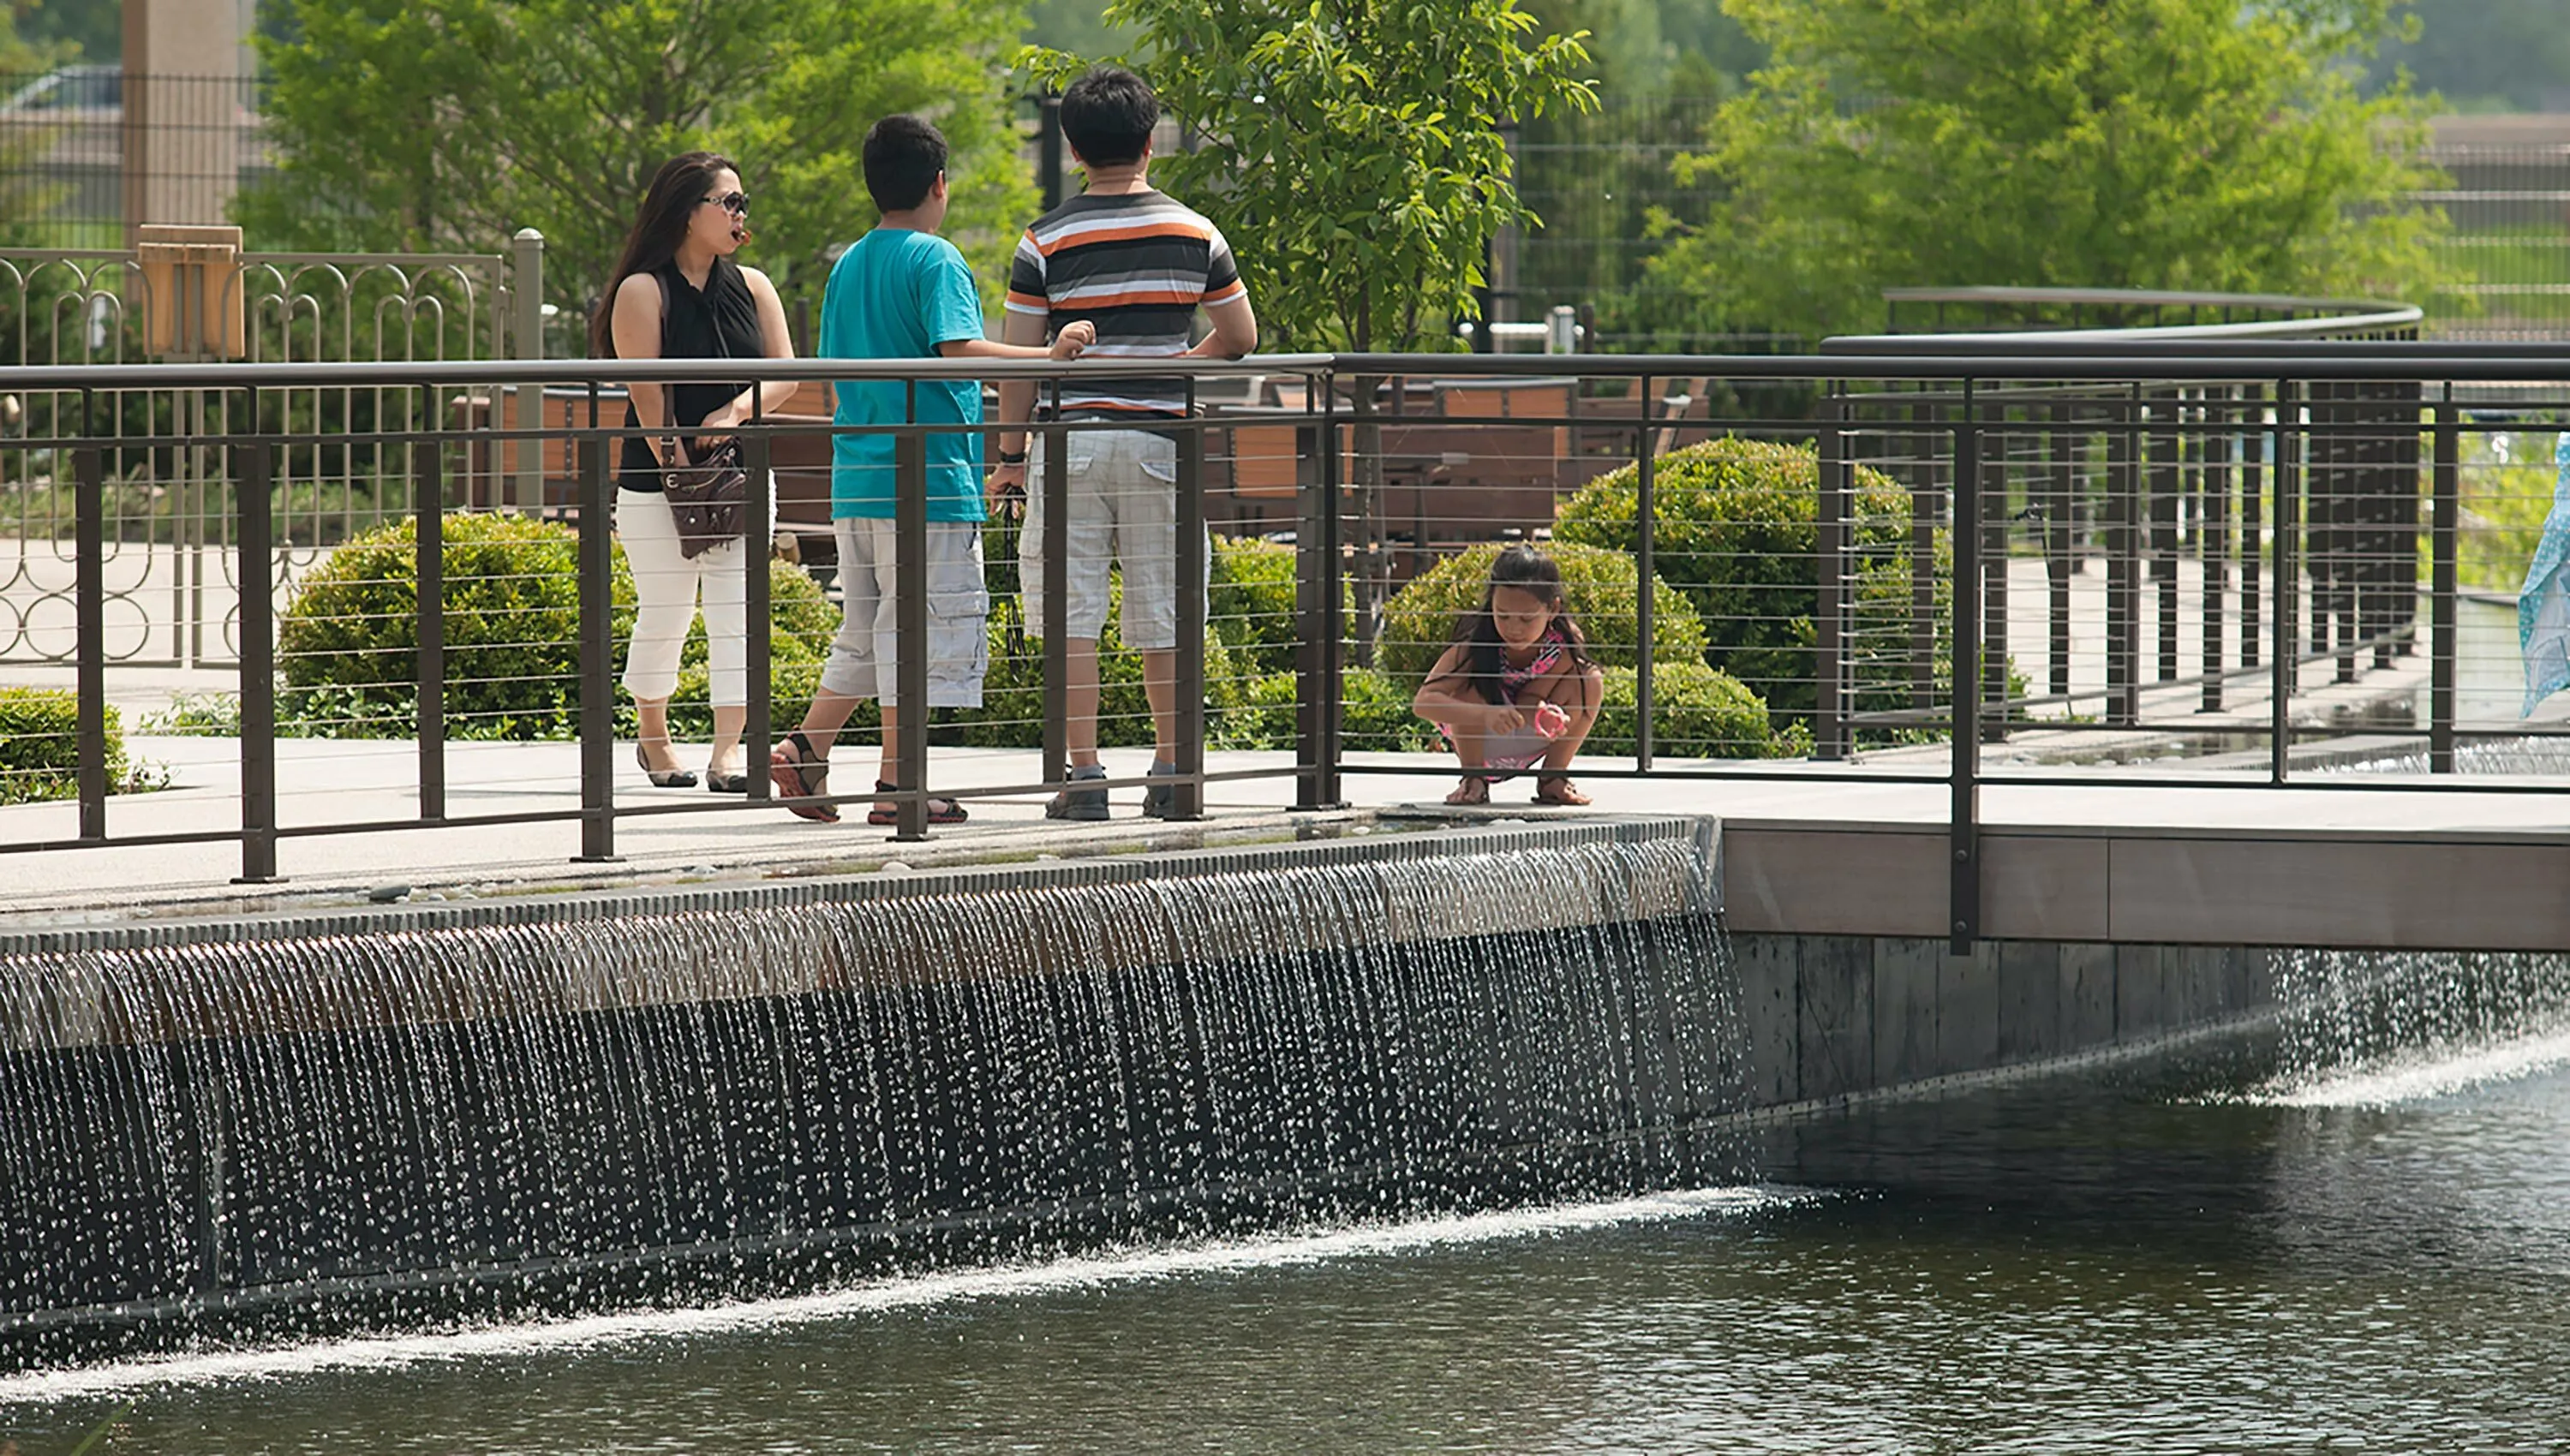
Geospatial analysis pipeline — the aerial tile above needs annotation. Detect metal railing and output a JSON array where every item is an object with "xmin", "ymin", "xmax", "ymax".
[
  {"xmin": 0, "ymin": 236, "xmax": 546, "ymax": 665},
  {"xmin": 0, "ymin": 347, "xmax": 2566, "ymax": 954}
]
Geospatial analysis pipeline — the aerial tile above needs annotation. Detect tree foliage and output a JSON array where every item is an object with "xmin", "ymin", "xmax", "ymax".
[
  {"xmin": 1026, "ymin": 0, "xmax": 1599, "ymax": 350},
  {"xmin": 1647, "ymin": 0, "xmax": 2454, "ymax": 341},
  {"xmin": 0, "ymin": 7, "xmax": 70, "ymax": 242},
  {"xmin": 247, "ymin": 0, "xmax": 1034, "ymax": 331}
]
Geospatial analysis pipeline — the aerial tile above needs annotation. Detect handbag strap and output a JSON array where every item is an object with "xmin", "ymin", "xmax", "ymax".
[{"xmin": 647, "ymin": 263, "xmax": 741, "ymax": 468}]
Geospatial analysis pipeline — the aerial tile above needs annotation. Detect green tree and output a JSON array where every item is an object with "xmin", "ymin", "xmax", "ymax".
[
  {"xmin": 1647, "ymin": 0, "xmax": 2453, "ymax": 342},
  {"xmin": 0, "ymin": 5, "xmax": 70, "ymax": 245},
  {"xmin": 1026, "ymin": 0, "xmax": 1598, "ymax": 350},
  {"xmin": 8, "ymin": 0, "xmax": 112, "ymax": 61},
  {"xmin": 246, "ymin": 0, "xmax": 1034, "ymax": 332}
]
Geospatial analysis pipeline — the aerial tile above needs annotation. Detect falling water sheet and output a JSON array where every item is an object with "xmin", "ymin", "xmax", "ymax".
[{"xmin": 0, "ymin": 1185, "xmax": 1796, "ymax": 1405}]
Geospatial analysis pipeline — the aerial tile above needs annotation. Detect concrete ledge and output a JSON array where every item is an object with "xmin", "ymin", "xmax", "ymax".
[
  {"xmin": 0, "ymin": 815, "xmax": 1716, "ymax": 958},
  {"xmin": 1724, "ymin": 819, "xmax": 2570, "ymax": 952},
  {"xmin": 0, "ymin": 815, "xmax": 1718, "ymax": 1052}
]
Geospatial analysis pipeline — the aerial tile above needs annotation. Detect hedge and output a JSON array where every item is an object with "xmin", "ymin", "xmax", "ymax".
[
  {"xmin": 1212, "ymin": 665, "xmax": 1443, "ymax": 755},
  {"xmin": 960, "ymin": 575, "xmax": 1250, "ymax": 749},
  {"xmin": 1555, "ymin": 436, "xmax": 1938, "ymax": 717},
  {"xmin": 276, "ymin": 511, "xmax": 838, "ymax": 739},
  {"xmin": 1376, "ymin": 540, "xmax": 1711, "ymax": 689},
  {"xmin": 1590, "ymin": 659, "xmax": 1813, "ymax": 760},
  {"xmin": 1211, "ymin": 534, "xmax": 1301, "ymax": 675},
  {"xmin": 0, "ymin": 686, "xmax": 134, "ymax": 805}
]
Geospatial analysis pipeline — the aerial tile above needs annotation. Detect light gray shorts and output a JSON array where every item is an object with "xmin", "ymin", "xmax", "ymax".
[
  {"xmin": 1020, "ymin": 428, "xmax": 1207, "ymax": 650},
  {"xmin": 818, "ymin": 517, "xmax": 989, "ymax": 708}
]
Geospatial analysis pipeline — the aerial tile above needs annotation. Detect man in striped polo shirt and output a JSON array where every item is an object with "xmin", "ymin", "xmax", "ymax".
[{"xmin": 993, "ymin": 65, "xmax": 1259, "ymax": 822}]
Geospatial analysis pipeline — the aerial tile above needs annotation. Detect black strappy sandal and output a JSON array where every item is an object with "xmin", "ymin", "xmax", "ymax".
[
  {"xmin": 767, "ymin": 731, "xmax": 839, "ymax": 822},
  {"xmin": 869, "ymin": 782, "xmax": 969, "ymax": 826}
]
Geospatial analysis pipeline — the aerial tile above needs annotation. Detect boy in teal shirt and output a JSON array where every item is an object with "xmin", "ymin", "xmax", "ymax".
[{"xmin": 768, "ymin": 115, "xmax": 1091, "ymax": 824}]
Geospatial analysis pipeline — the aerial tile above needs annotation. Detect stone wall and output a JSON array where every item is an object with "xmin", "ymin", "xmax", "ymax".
[{"xmin": 1730, "ymin": 934, "xmax": 2278, "ymax": 1108}]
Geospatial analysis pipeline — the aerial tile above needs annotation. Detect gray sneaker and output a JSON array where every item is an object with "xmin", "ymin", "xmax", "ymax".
[
  {"xmin": 1046, "ymin": 762, "xmax": 1110, "ymax": 821},
  {"xmin": 1141, "ymin": 760, "xmax": 1181, "ymax": 820}
]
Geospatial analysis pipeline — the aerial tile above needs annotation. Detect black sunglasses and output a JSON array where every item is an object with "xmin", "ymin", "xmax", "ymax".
[{"xmin": 702, "ymin": 191, "xmax": 749, "ymax": 216}]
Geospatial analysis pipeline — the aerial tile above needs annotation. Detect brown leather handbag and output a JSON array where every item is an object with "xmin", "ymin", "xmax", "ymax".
[{"xmin": 661, "ymin": 435, "xmax": 747, "ymax": 559}]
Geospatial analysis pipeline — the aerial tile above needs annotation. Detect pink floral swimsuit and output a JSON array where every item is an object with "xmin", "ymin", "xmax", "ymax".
[{"xmin": 1439, "ymin": 625, "xmax": 1569, "ymax": 772}]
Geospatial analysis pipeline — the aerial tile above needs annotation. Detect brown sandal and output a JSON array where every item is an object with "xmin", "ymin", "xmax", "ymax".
[
  {"xmin": 1533, "ymin": 774, "xmax": 1591, "ymax": 807},
  {"xmin": 1444, "ymin": 775, "xmax": 1491, "ymax": 806},
  {"xmin": 768, "ymin": 732, "xmax": 840, "ymax": 823}
]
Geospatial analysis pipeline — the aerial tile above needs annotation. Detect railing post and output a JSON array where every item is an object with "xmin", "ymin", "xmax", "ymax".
[
  {"xmin": 511, "ymin": 229, "xmax": 546, "ymax": 516},
  {"xmin": 2045, "ymin": 400, "xmax": 2073, "ymax": 700},
  {"xmin": 2430, "ymin": 392, "xmax": 2459, "ymax": 774},
  {"xmin": 2270, "ymin": 379, "xmax": 2298, "ymax": 785},
  {"xmin": 894, "ymin": 422, "xmax": 930, "ymax": 842},
  {"xmin": 1950, "ymin": 379, "xmax": 1981, "ymax": 956},
  {"xmin": 2202, "ymin": 389, "xmax": 2228, "ymax": 713},
  {"xmin": 1635, "ymin": 373, "xmax": 1657, "ymax": 770},
  {"xmin": 74, "ymin": 444, "xmax": 106, "ymax": 841},
  {"xmin": 743, "ymin": 428, "xmax": 773, "ymax": 803},
  {"xmin": 1294, "ymin": 376, "xmax": 1346, "ymax": 810},
  {"xmin": 1814, "ymin": 385, "xmax": 1849, "ymax": 761},
  {"xmin": 413, "ymin": 401, "xmax": 445, "ymax": 822},
  {"xmin": 1042, "ymin": 385, "xmax": 1069, "ymax": 801},
  {"xmin": 2240, "ymin": 383, "xmax": 2263, "ymax": 670},
  {"xmin": 575, "ymin": 434, "xmax": 619, "ymax": 862},
  {"xmin": 1172, "ymin": 385, "xmax": 1207, "ymax": 821},
  {"xmin": 2107, "ymin": 388, "xmax": 2139, "ymax": 726},
  {"xmin": 1909, "ymin": 399, "xmax": 1937, "ymax": 710},
  {"xmin": 234, "ymin": 438, "xmax": 281, "ymax": 884},
  {"xmin": 1981, "ymin": 406, "xmax": 2010, "ymax": 741},
  {"xmin": 2150, "ymin": 389, "xmax": 2180, "ymax": 683}
]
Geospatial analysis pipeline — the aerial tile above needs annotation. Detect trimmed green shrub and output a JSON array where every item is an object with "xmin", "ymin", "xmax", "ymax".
[
  {"xmin": 1210, "ymin": 666, "xmax": 1443, "ymax": 755},
  {"xmin": 1211, "ymin": 534, "xmax": 1301, "ymax": 675},
  {"xmin": 1377, "ymin": 540, "xmax": 1711, "ymax": 689},
  {"xmin": 1340, "ymin": 665, "xmax": 1444, "ymax": 753},
  {"xmin": 1555, "ymin": 436, "xmax": 1933, "ymax": 716},
  {"xmin": 0, "ymin": 686, "xmax": 139, "ymax": 805},
  {"xmin": 137, "ymin": 690, "xmax": 242, "ymax": 737},
  {"xmin": 954, "ymin": 576, "xmax": 1249, "ymax": 749},
  {"xmin": 1590, "ymin": 659, "xmax": 1812, "ymax": 761},
  {"xmin": 277, "ymin": 511, "xmax": 836, "ymax": 739},
  {"xmin": 280, "ymin": 511, "xmax": 583, "ymax": 734}
]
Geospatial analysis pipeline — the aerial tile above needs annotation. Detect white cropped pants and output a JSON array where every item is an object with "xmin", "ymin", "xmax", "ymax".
[{"xmin": 616, "ymin": 485, "xmax": 749, "ymax": 707}]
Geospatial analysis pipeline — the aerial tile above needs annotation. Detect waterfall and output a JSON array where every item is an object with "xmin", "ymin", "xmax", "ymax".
[
  {"xmin": 0, "ymin": 829, "xmax": 1744, "ymax": 1369},
  {"xmin": 2261, "ymin": 949, "xmax": 2570, "ymax": 1105}
]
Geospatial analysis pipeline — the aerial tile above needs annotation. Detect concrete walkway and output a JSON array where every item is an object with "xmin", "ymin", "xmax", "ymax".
[{"xmin": 5, "ymin": 726, "xmax": 2569, "ymax": 934}]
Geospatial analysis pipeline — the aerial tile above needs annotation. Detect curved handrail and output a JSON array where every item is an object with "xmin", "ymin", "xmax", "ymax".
[
  {"xmin": 1825, "ymin": 306, "xmax": 2425, "ymax": 351},
  {"xmin": 1842, "ymin": 285, "xmax": 2422, "ymax": 350}
]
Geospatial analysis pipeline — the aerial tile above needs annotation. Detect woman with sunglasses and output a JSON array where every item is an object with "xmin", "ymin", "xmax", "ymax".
[{"xmin": 592, "ymin": 151, "xmax": 797, "ymax": 791}]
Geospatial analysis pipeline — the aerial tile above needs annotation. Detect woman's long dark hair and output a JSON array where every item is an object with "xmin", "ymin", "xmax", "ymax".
[
  {"xmin": 1449, "ymin": 544, "xmax": 1593, "ymax": 705},
  {"xmin": 589, "ymin": 151, "xmax": 739, "ymax": 358}
]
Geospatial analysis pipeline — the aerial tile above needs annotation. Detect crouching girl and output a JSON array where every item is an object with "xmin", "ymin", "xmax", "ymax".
[{"xmin": 1411, "ymin": 544, "xmax": 1605, "ymax": 806}]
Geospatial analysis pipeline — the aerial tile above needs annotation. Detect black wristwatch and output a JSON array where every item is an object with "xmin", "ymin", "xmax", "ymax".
[{"xmin": 998, "ymin": 448, "xmax": 1027, "ymax": 465}]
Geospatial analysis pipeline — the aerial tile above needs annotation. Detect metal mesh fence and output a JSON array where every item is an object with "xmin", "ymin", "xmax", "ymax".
[
  {"xmin": 1511, "ymin": 96, "xmax": 2570, "ymax": 347},
  {"xmin": 0, "ymin": 71, "xmax": 263, "ymax": 251}
]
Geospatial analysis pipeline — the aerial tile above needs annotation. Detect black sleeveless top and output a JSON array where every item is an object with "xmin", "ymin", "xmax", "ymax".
[{"xmin": 618, "ymin": 256, "xmax": 764, "ymax": 492}]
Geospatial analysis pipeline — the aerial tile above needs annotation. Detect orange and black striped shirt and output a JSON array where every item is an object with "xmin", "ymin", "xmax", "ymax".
[{"xmin": 1005, "ymin": 190, "xmax": 1245, "ymax": 421}]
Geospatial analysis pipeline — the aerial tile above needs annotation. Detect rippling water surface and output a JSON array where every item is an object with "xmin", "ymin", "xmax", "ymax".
[{"xmin": 9, "ymin": 1037, "xmax": 2570, "ymax": 1453}]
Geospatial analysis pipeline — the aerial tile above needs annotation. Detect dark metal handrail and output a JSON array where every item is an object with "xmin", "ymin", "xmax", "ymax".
[{"xmin": 7, "ymin": 347, "xmax": 2570, "ymax": 959}]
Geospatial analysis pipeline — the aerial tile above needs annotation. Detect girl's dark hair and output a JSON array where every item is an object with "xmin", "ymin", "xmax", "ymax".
[
  {"xmin": 1449, "ymin": 544, "xmax": 1593, "ymax": 705},
  {"xmin": 590, "ymin": 151, "xmax": 739, "ymax": 358}
]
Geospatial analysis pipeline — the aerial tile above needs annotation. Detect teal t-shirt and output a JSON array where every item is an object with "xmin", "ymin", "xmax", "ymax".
[{"xmin": 822, "ymin": 229, "xmax": 989, "ymax": 522}]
